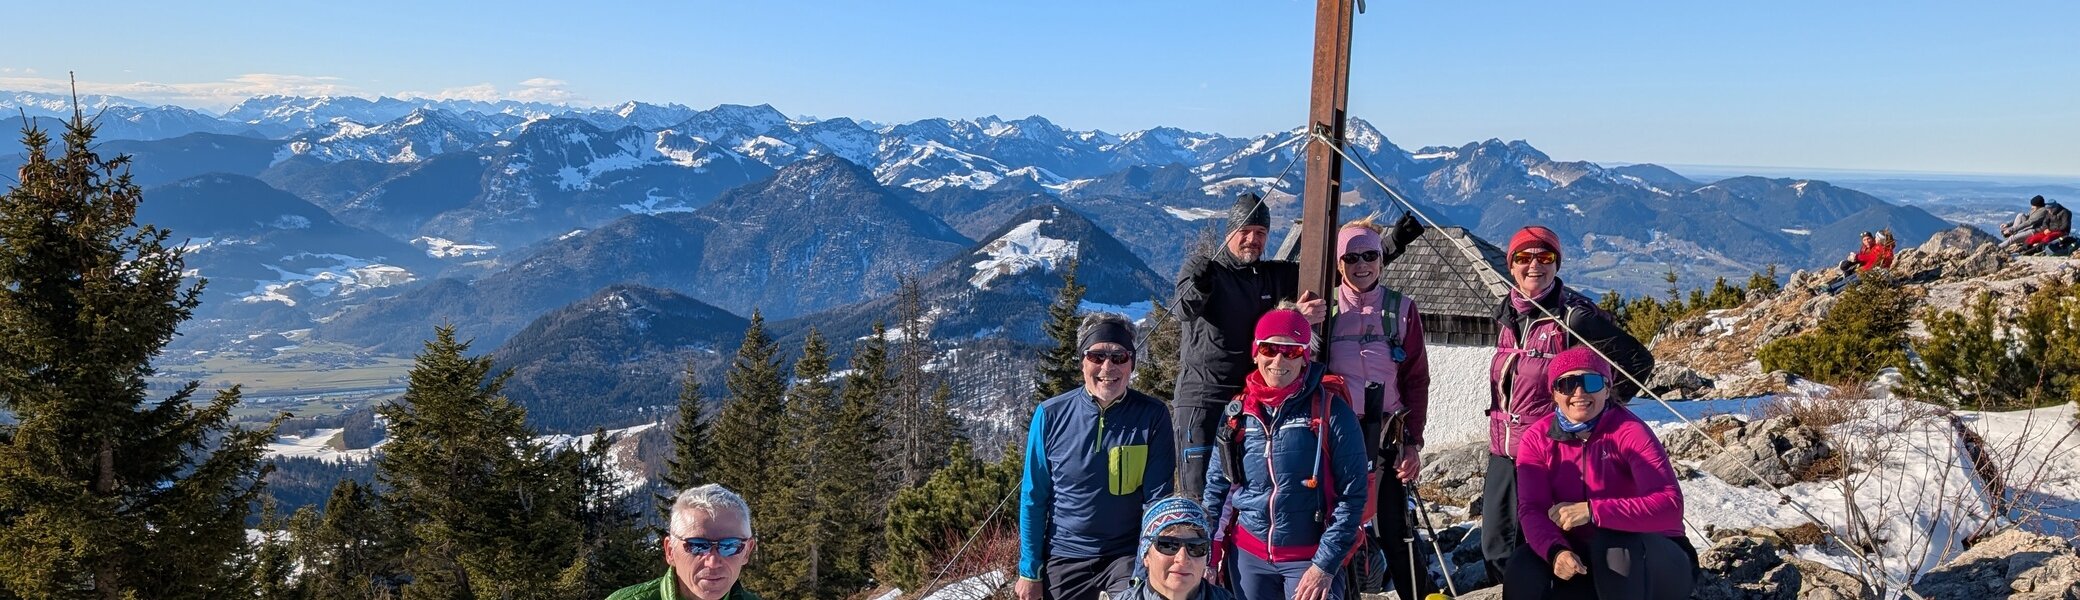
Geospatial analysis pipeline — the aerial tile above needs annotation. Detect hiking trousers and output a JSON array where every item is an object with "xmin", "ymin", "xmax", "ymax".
[
  {"xmin": 1499, "ymin": 530, "xmax": 1697, "ymax": 600},
  {"xmin": 1173, "ymin": 403, "xmax": 1222, "ymax": 502},
  {"xmin": 1042, "ymin": 553, "xmax": 1134, "ymax": 600},
  {"xmin": 1231, "ymin": 550, "xmax": 1345, "ymax": 600},
  {"xmin": 1480, "ymin": 453, "xmax": 1521, "ymax": 582}
]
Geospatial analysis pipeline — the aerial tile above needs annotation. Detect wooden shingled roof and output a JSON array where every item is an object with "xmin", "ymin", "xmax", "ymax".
[{"xmin": 1379, "ymin": 226, "xmax": 1512, "ymax": 319}]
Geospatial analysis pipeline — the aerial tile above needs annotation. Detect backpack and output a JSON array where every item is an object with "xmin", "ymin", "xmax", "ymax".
[{"xmin": 1213, "ymin": 373, "xmax": 1371, "ymax": 566}]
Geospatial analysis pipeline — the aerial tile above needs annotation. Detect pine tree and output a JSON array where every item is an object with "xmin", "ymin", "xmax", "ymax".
[
  {"xmin": 1663, "ymin": 267, "xmax": 1682, "ymax": 304},
  {"xmin": 251, "ymin": 500, "xmax": 298, "ymax": 600},
  {"xmin": 705, "ymin": 312, "xmax": 788, "ymax": 578},
  {"xmin": 754, "ymin": 330, "xmax": 838, "ymax": 598},
  {"xmin": 657, "ymin": 365, "xmax": 711, "ymax": 525},
  {"xmin": 1133, "ymin": 298, "xmax": 1181, "ymax": 404},
  {"xmin": 876, "ymin": 440, "xmax": 1021, "ymax": 591},
  {"xmin": 822, "ymin": 324, "xmax": 894, "ymax": 596},
  {"xmin": 1747, "ymin": 265, "xmax": 1782, "ymax": 298},
  {"xmin": 376, "ymin": 326, "xmax": 579, "ymax": 600},
  {"xmin": 1032, "ymin": 259, "xmax": 1086, "ymax": 403},
  {"xmin": 0, "ymin": 107, "xmax": 281, "ymax": 599},
  {"xmin": 288, "ymin": 480, "xmax": 401, "ymax": 600},
  {"xmin": 553, "ymin": 430, "xmax": 653, "ymax": 599}
]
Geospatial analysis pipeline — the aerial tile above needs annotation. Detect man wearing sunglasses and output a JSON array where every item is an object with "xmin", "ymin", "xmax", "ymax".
[
  {"xmin": 1481, "ymin": 225, "xmax": 1654, "ymax": 582},
  {"xmin": 609, "ymin": 484, "xmax": 762, "ymax": 600},
  {"xmin": 1174, "ymin": 193, "xmax": 1327, "ymax": 504},
  {"xmin": 1019, "ymin": 313, "xmax": 1176, "ymax": 600}
]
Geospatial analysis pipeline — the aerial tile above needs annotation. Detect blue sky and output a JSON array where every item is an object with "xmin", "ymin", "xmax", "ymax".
[{"xmin": 4, "ymin": 0, "xmax": 2075, "ymax": 176}]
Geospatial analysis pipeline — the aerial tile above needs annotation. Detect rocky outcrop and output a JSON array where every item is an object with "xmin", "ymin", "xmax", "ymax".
[
  {"xmin": 1417, "ymin": 442, "xmax": 1491, "ymax": 509},
  {"xmin": 1698, "ymin": 416, "xmax": 1837, "ymax": 487},
  {"xmin": 1912, "ymin": 529, "xmax": 2080, "ymax": 600},
  {"xmin": 1649, "ymin": 225, "xmax": 2074, "ymax": 397},
  {"xmin": 1692, "ymin": 530, "xmax": 1876, "ymax": 600}
]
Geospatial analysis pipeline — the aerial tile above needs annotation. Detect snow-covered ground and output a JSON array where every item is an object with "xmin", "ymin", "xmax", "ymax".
[
  {"xmin": 968, "ymin": 216, "xmax": 1076, "ymax": 290},
  {"xmin": 1958, "ymin": 405, "xmax": 2080, "ymax": 541},
  {"xmin": 870, "ymin": 570, "xmax": 1009, "ymax": 600}
]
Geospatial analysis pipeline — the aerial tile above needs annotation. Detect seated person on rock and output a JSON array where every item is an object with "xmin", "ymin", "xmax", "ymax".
[{"xmin": 1504, "ymin": 347, "xmax": 1695, "ymax": 600}]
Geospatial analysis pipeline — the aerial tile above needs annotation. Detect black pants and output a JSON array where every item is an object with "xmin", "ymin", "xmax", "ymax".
[
  {"xmin": 1374, "ymin": 446, "xmax": 1441, "ymax": 600},
  {"xmin": 1481, "ymin": 453, "xmax": 1521, "ymax": 581},
  {"xmin": 1500, "ymin": 530, "xmax": 1698, "ymax": 600},
  {"xmin": 1173, "ymin": 403, "xmax": 1222, "ymax": 501},
  {"xmin": 1042, "ymin": 553, "xmax": 1134, "ymax": 600}
]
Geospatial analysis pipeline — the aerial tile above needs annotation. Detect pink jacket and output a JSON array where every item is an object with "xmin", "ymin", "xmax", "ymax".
[
  {"xmin": 1514, "ymin": 405, "xmax": 1684, "ymax": 561},
  {"xmin": 1327, "ymin": 284, "xmax": 1431, "ymax": 446}
]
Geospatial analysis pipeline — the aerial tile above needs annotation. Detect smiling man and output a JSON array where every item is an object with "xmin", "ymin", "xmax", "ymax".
[
  {"xmin": 1018, "ymin": 313, "xmax": 1177, "ymax": 600},
  {"xmin": 610, "ymin": 484, "xmax": 763, "ymax": 600}
]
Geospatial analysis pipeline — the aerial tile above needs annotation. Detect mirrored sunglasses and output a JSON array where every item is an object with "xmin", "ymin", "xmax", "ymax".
[
  {"xmin": 681, "ymin": 536, "xmax": 751, "ymax": 558},
  {"xmin": 1339, "ymin": 250, "xmax": 1381, "ymax": 264},
  {"xmin": 1152, "ymin": 536, "xmax": 1211, "ymax": 558},
  {"xmin": 1552, "ymin": 373, "xmax": 1608, "ymax": 396},
  {"xmin": 1511, "ymin": 249, "xmax": 1557, "ymax": 265},
  {"xmin": 1083, "ymin": 350, "xmax": 1133, "ymax": 366},
  {"xmin": 1253, "ymin": 341, "xmax": 1306, "ymax": 360}
]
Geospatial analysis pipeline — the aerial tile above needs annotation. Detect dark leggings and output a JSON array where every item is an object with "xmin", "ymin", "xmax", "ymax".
[
  {"xmin": 1480, "ymin": 454, "xmax": 1521, "ymax": 581},
  {"xmin": 1501, "ymin": 530, "xmax": 1697, "ymax": 600}
]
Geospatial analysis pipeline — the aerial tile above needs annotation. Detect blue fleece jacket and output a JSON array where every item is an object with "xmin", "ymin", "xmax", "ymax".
[{"xmin": 1018, "ymin": 387, "xmax": 1176, "ymax": 580}]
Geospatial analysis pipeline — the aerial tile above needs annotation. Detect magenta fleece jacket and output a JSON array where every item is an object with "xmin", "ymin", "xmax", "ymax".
[{"xmin": 1514, "ymin": 405, "xmax": 1685, "ymax": 561}]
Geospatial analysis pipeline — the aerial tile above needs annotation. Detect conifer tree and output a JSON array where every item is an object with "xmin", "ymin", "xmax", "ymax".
[
  {"xmin": 657, "ymin": 366, "xmax": 711, "ymax": 524},
  {"xmin": 288, "ymin": 480, "xmax": 402, "ymax": 600},
  {"xmin": 553, "ymin": 430, "xmax": 653, "ymax": 599},
  {"xmin": 1134, "ymin": 298, "xmax": 1181, "ymax": 404},
  {"xmin": 0, "ymin": 109, "xmax": 281, "ymax": 599},
  {"xmin": 376, "ymin": 326, "xmax": 578, "ymax": 600},
  {"xmin": 742, "ymin": 330, "xmax": 829, "ymax": 597},
  {"xmin": 705, "ymin": 311, "xmax": 787, "ymax": 552},
  {"xmin": 877, "ymin": 440, "xmax": 1021, "ymax": 591},
  {"xmin": 1032, "ymin": 259, "xmax": 1086, "ymax": 403},
  {"xmin": 822, "ymin": 324, "xmax": 894, "ymax": 596}
]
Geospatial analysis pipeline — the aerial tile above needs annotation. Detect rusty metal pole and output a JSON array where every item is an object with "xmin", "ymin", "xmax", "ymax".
[{"xmin": 1300, "ymin": 0, "xmax": 1355, "ymax": 331}]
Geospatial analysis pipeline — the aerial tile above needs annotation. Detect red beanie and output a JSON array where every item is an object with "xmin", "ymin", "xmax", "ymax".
[
  {"xmin": 1253, "ymin": 309, "xmax": 1312, "ymax": 348},
  {"xmin": 1509, "ymin": 226, "xmax": 1563, "ymax": 263}
]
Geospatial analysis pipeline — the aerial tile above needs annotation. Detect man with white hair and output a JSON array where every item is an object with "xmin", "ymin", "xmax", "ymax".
[{"xmin": 607, "ymin": 484, "xmax": 764, "ymax": 600}]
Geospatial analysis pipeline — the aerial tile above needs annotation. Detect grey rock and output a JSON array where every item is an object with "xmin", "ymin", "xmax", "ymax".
[
  {"xmin": 1418, "ymin": 442, "xmax": 1490, "ymax": 507},
  {"xmin": 1698, "ymin": 415, "xmax": 1835, "ymax": 488},
  {"xmin": 1912, "ymin": 528, "xmax": 2080, "ymax": 600},
  {"xmin": 1647, "ymin": 363, "xmax": 1715, "ymax": 398},
  {"xmin": 1661, "ymin": 414, "xmax": 1747, "ymax": 462},
  {"xmin": 1787, "ymin": 557, "xmax": 1875, "ymax": 600}
]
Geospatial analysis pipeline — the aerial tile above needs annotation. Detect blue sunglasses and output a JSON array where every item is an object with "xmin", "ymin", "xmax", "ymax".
[
  {"xmin": 681, "ymin": 537, "xmax": 752, "ymax": 557},
  {"xmin": 1553, "ymin": 373, "xmax": 1607, "ymax": 396}
]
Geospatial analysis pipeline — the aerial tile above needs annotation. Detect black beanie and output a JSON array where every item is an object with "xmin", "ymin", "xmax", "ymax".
[
  {"xmin": 2032, "ymin": 195, "xmax": 2047, "ymax": 207},
  {"xmin": 1227, "ymin": 193, "xmax": 1270, "ymax": 235}
]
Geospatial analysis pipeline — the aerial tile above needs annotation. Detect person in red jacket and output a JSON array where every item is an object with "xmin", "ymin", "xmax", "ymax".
[{"xmin": 1503, "ymin": 347, "xmax": 1695, "ymax": 600}]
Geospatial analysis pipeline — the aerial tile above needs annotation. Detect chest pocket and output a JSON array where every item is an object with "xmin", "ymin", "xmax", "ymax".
[{"xmin": 1108, "ymin": 444, "xmax": 1149, "ymax": 495}]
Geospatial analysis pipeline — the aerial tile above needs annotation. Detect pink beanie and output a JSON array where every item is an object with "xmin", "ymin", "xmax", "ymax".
[
  {"xmin": 1253, "ymin": 309, "xmax": 1313, "ymax": 349},
  {"xmin": 1547, "ymin": 346, "xmax": 1612, "ymax": 389},
  {"xmin": 1337, "ymin": 225, "xmax": 1382, "ymax": 256}
]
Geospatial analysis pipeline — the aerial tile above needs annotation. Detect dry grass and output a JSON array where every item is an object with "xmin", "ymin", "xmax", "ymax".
[
  {"xmin": 914, "ymin": 523, "xmax": 1019, "ymax": 600},
  {"xmin": 1758, "ymin": 390, "xmax": 1868, "ymax": 430},
  {"xmin": 1778, "ymin": 522, "xmax": 1828, "ymax": 546}
]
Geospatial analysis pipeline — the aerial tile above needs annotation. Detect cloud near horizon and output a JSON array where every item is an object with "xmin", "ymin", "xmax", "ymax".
[{"xmin": 1, "ymin": 73, "xmax": 586, "ymax": 109}]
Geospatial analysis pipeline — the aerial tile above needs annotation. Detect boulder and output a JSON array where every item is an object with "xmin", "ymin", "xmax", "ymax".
[
  {"xmin": 1660, "ymin": 414, "xmax": 1746, "ymax": 462},
  {"xmin": 1912, "ymin": 528, "xmax": 2080, "ymax": 600},
  {"xmin": 1647, "ymin": 363, "xmax": 1715, "ymax": 399},
  {"xmin": 1417, "ymin": 442, "xmax": 1489, "ymax": 508},
  {"xmin": 1698, "ymin": 415, "xmax": 1835, "ymax": 487}
]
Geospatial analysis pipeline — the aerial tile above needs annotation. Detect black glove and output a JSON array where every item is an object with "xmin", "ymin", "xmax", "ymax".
[{"xmin": 1380, "ymin": 212, "xmax": 1425, "ymax": 266}]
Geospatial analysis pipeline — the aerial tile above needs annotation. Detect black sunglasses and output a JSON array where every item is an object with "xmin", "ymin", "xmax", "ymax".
[
  {"xmin": 1152, "ymin": 536, "xmax": 1211, "ymax": 558},
  {"xmin": 681, "ymin": 536, "xmax": 751, "ymax": 558},
  {"xmin": 1339, "ymin": 250, "xmax": 1381, "ymax": 264},
  {"xmin": 1552, "ymin": 373, "xmax": 1608, "ymax": 396},
  {"xmin": 1083, "ymin": 350, "xmax": 1133, "ymax": 366}
]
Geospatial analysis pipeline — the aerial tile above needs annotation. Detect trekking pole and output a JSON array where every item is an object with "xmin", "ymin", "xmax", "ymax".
[{"xmin": 1408, "ymin": 480, "xmax": 1461, "ymax": 599}]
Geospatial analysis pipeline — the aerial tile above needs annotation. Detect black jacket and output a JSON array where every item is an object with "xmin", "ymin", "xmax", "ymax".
[{"xmin": 1172, "ymin": 249, "xmax": 1299, "ymax": 408}]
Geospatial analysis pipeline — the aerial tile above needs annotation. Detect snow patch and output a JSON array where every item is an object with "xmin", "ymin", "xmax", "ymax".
[
  {"xmin": 1563, "ymin": 203, "xmax": 1585, "ymax": 217},
  {"xmin": 240, "ymin": 254, "xmax": 415, "ymax": 306},
  {"xmin": 412, "ymin": 236, "xmax": 498, "ymax": 259},
  {"xmin": 1780, "ymin": 228, "xmax": 1813, "ymax": 236},
  {"xmin": 1079, "ymin": 300, "xmax": 1154, "ymax": 323},
  {"xmin": 969, "ymin": 217, "xmax": 1078, "ymax": 290},
  {"xmin": 1163, "ymin": 206, "xmax": 1223, "ymax": 221}
]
